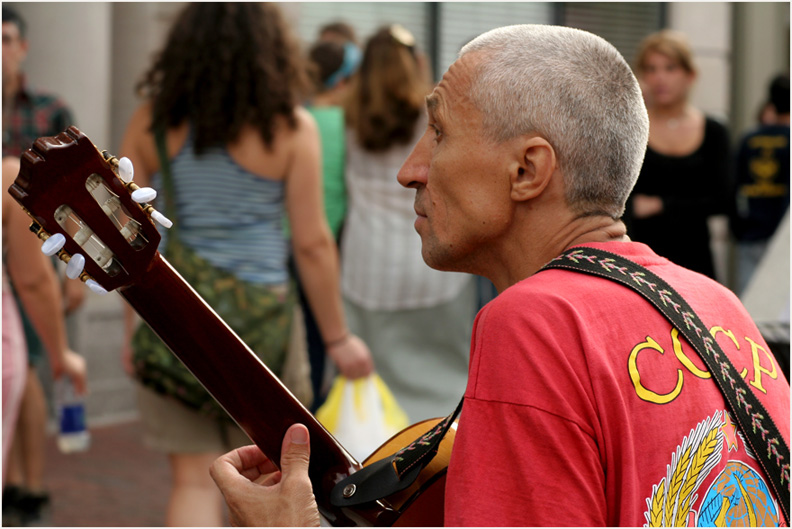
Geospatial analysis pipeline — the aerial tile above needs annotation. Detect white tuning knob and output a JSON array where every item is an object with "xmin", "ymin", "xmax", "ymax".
[
  {"xmin": 150, "ymin": 209, "xmax": 173, "ymax": 229},
  {"xmin": 85, "ymin": 279, "xmax": 108, "ymax": 295},
  {"xmin": 66, "ymin": 253, "xmax": 86, "ymax": 279},
  {"xmin": 132, "ymin": 187, "xmax": 157, "ymax": 203},
  {"xmin": 41, "ymin": 233, "xmax": 66, "ymax": 256},
  {"xmin": 118, "ymin": 157, "xmax": 134, "ymax": 183}
]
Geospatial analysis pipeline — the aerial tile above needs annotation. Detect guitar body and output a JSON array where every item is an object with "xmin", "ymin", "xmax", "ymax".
[
  {"xmin": 363, "ymin": 418, "xmax": 455, "ymax": 527},
  {"xmin": 8, "ymin": 127, "xmax": 454, "ymax": 527}
]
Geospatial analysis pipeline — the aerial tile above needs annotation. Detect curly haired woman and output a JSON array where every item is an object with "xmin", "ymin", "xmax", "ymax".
[{"xmin": 119, "ymin": 4, "xmax": 372, "ymax": 525}]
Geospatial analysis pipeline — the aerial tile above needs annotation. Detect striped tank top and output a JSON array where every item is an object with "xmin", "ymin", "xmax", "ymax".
[{"xmin": 151, "ymin": 134, "xmax": 288, "ymax": 285}]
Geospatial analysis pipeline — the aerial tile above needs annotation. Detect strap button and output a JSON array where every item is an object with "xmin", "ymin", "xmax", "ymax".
[{"xmin": 342, "ymin": 484, "xmax": 356, "ymax": 498}]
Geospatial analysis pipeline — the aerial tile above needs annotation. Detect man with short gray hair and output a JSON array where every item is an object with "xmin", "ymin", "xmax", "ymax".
[{"xmin": 211, "ymin": 24, "xmax": 790, "ymax": 526}]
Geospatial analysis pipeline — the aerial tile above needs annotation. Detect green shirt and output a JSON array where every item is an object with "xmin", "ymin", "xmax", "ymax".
[{"xmin": 307, "ymin": 105, "xmax": 347, "ymax": 239}]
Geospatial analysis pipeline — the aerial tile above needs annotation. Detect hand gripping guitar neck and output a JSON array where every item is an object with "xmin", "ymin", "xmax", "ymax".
[{"xmin": 8, "ymin": 127, "xmax": 455, "ymax": 526}]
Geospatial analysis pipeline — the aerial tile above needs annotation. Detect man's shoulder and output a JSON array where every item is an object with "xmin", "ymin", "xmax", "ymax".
[
  {"xmin": 488, "ymin": 241, "xmax": 734, "ymax": 320},
  {"xmin": 498, "ymin": 242, "xmax": 666, "ymax": 296},
  {"xmin": 493, "ymin": 269, "xmax": 582, "ymax": 305},
  {"xmin": 484, "ymin": 262, "xmax": 608, "ymax": 327}
]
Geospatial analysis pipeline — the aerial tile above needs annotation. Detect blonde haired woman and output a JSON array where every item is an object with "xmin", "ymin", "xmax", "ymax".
[
  {"xmin": 340, "ymin": 26, "xmax": 477, "ymax": 423},
  {"xmin": 627, "ymin": 30, "xmax": 731, "ymax": 279}
]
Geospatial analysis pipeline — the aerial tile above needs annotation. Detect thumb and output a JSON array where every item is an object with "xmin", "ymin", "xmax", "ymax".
[{"xmin": 279, "ymin": 424, "xmax": 311, "ymax": 478}]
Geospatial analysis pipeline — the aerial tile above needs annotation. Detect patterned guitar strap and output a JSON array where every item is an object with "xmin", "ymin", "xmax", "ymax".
[
  {"xmin": 330, "ymin": 398, "xmax": 463, "ymax": 508},
  {"xmin": 543, "ymin": 246, "xmax": 790, "ymax": 523}
]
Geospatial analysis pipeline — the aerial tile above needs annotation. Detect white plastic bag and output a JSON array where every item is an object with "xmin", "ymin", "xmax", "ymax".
[{"xmin": 315, "ymin": 374, "xmax": 409, "ymax": 461}]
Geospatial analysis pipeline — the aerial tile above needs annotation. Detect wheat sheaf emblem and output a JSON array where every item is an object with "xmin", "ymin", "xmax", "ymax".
[{"xmin": 645, "ymin": 412, "xmax": 725, "ymax": 527}]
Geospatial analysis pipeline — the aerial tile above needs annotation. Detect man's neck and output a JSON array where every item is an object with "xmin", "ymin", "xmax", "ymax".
[
  {"xmin": 486, "ymin": 213, "xmax": 629, "ymax": 293},
  {"xmin": 566, "ymin": 215, "xmax": 629, "ymax": 245}
]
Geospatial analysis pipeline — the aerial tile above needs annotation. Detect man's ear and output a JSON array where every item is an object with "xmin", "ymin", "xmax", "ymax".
[{"xmin": 509, "ymin": 136, "xmax": 557, "ymax": 202}]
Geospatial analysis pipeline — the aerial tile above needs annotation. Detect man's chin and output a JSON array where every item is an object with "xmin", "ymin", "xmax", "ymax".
[{"xmin": 421, "ymin": 246, "xmax": 459, "ymax": 273}]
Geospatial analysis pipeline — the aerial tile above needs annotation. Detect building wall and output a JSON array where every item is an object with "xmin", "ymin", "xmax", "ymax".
[
  {"xmin": 10, "ymin": 3, "xmax": 112, "ymax": 147},
  {"xmin": 731, "ymin": 2, "xmax": 791, "ymax": 137},
  {"xmin": 666, "ymin": 2, "xmax": 733, "ymax": 285},
  {"xmin": 108, "ymin": 3, "xmax": 184, "ymax": 156},
  {"xmin": 669, "ymin": 2, "xmax": 732, "ymax": 121},
  {"xmin": 5, "ymin": 2, "xmax": 788, "ymax": 425}
]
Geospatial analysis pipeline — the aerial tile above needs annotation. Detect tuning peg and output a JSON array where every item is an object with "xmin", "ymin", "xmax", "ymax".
[
  {"xmin": 131, "ymin": 187, "xmax": 157, "ymax": 203},
  {"xmin": 65, "ymin": 253, "xmax": 86, "ymax": 280},
  {"xmin": 41, "ymin": 233, "xmax": 66, "ymax": 256},
  {"xmin": 118, "ymin": 157, "xmax": 134, "ymax": 183},
  {"xmin": 85, "ymin": 279, "xmax": 108, "ymax": 295},
  {"xmin": 150, "ymin": 209, "xmax": 173, "ymax": 229}
]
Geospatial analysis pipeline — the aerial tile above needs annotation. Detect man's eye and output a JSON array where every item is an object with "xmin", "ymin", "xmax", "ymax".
[{"xmin": 430, "ymin": 124, "xmax": 442, "ymax": 140}]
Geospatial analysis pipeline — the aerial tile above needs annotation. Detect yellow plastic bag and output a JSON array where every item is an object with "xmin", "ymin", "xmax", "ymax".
[{"xmin": 315, "ymin": 374, "xmax": 409, "ymax": 461}]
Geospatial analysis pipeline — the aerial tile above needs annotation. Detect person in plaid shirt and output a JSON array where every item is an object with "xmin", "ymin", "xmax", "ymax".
[
  {"xmin": 2, "ymin": 5, "xmax": 75, "ymax": 158},
  {"xmin": 2, "ymin": 6, "xmax": 82, "ymax": 526}
]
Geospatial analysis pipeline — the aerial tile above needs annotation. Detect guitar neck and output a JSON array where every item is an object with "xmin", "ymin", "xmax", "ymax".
[
  {"xmin": 120, "ymin": 254, "xmax": 392, "ymax": 525},
  {"xmin": 9, "ymin": 126, "xmax": 402, "ymax": 525}
]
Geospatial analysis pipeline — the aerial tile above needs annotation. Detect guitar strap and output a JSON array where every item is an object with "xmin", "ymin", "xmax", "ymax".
[
  {"xmin": 153, "ymin": 127, "xmax": 179, "ymax": 236},
  {"xmin": 334, "ymin": 246, "xmax": 790, "ymax": 521},
  {"xmin": 331, "ymin": 397, "xmax": 463, "ymax": 507},
  {"xmin": 543, "ymin": 246, "xmax": 790, "ymax": 522}
]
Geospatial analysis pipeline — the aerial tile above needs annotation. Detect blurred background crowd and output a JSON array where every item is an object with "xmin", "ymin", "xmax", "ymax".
[{"xmin": 1, "ymin": 1, "xmax": 789, "ymax": 526}]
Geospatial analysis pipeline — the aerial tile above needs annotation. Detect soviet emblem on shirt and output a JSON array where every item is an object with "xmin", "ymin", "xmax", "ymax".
[{"xmin": 643, "ymin": 410, "xmax": 780, "ymax": 527}]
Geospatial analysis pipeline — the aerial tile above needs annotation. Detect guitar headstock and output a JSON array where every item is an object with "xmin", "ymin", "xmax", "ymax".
[{"xmin": 8, "ymin": 126, "xmax": 166, "ymax": 293}]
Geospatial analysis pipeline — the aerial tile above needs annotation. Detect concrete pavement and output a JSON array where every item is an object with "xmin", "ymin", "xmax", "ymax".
[{"xmin": 27, "ymin": 420, "xmax": 170, "ymax": 527}]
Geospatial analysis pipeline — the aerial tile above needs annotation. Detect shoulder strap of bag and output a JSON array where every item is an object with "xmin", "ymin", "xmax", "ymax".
[
  {"xmin": 542, "ymin": 246, "xmax": 790, "ymax": 522},
  {"xmin": 153, "ymin": 127, "xmax": 180, "ymax": 251}
]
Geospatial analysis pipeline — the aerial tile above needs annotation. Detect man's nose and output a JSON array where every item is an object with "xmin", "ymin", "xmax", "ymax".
[{"xmin": 397, "ymin": 131, "xmax": 431, "ymax": 189}]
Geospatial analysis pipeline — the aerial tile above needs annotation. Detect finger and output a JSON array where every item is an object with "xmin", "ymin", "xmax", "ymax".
[
  {"xmin": 74, "ymin": 371, "xmax": 88, "ymax": 395},
  {"xmin": 347, "ymin": 369, "xmax": 367, "ymax": 380},
  {"xmin": 67, "ymin": 354, "xmax": 88, "ymax": 395},
  {"xmin": 235, "ymin": 444, "xmax": 274, "ymax": 470},
  {"xmin": 351, "ymin": 360, "xmax": 373, "ymax": 379},
  {"xmin": 50, "ymin": 362, "xmax": 64, "ymax": 379},
  {"xmin": 279, "ymin": 424, "xmax": 311, "ymax": 479},
  {"xmin": 253, "ymin": 470, "xmax": 282, "ymax": 487},
  {"xmin": 210, "ymin": 451, "xmax": 241, "ymax": 488},
  {"xmin": 211, "ymin": 445, "xmax": 266, "ymax": 486},
  {"xmin": 361, "ymin": 357, "xmax": 374, "ymax": 377},
  {"xmin": 69, "ymin": 369, "xmax": 87, "ymax": 395}
]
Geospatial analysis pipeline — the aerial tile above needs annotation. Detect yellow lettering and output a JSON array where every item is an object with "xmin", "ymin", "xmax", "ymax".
[
  {"xmin": 740, "ymin": 182, "xmax": 789, "ymax": 198},
  {"xmin": 629, "ymin": 336, "xmax": 684, "ymax": 404},
  {"xmin": 712, "ymin": 326, "xmax": 747, "ymax": 378},
  {"xmin": 673, "ymin": 328, "xmax": 711, "ymax": 379},
  {"xmin": 710, "ymin": 326, "xmax": 749, "ymax": 378},
  {"xmin": 745, "ymin": 337, "xmax": 778, "ymax": 393},
  {"xmin": 748, "ymin": 135, "xmax": 788, "ymax": 150}
]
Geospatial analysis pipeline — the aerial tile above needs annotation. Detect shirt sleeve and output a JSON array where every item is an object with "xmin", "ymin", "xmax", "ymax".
[
  {"xmin": 445, "ymin": 397, "xmax": 607, "ymax": 527},
  {"xmin": 444, "ymin": 287, "xmax": 607, "ymax": 526}
]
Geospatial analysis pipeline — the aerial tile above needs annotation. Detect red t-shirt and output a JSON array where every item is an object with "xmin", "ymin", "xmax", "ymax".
[{"xmin": 446, "ymin": 242, "xmax": 790, "ymax": 526}]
